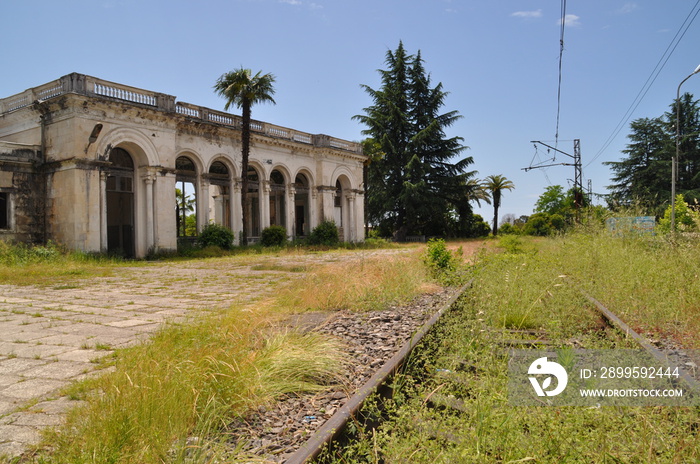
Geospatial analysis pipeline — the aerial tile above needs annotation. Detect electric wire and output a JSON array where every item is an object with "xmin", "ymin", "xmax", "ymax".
[
  {"xmin": 554, "ymin": 0, "xmax": 567, "ymax": 147},
  {"xmin": 586, "ymin": 0, "xmax": 700, "ymax": 168}
]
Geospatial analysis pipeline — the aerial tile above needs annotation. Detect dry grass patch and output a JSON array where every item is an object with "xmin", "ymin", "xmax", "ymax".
[
  {"xmin": 275, "ymin": 250, "xmax": 431, "ymax": 312},
  {"xmin": 34, "ymin": 307, "xmax": 345, "ymax": 464}
]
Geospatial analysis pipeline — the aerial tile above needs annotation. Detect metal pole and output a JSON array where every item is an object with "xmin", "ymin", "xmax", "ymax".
[{"xmin": 673, "ymin": 65, "xmax": 700, "ymax": 233}]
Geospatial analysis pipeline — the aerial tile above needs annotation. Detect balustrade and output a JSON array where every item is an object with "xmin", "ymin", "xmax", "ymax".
[{"xmin": 0, "ymin": 73, "xmax": 362, "ymax": 155}]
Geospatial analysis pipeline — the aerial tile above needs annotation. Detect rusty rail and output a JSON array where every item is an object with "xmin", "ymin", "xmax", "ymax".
[
  {"xmin": 284, "ymin": 280, "xmax": 472, "ymax": 464},
  {"xmin": 582, "ymin": 291, "xmax": 700, "ymax": 391}
]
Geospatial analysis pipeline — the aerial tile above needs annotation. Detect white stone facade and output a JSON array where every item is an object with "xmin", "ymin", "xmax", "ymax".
[{"xmin": 0, "ymin": 73, "xmax": 366, "ymax": 257}]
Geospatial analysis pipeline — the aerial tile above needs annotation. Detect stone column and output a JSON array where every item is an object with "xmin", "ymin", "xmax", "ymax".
[
  {"xmin": 199, "ymin": 178, "xmax": 210, "ymax": 232},
  {"xmin": 286, "ymin": 184, "xmax": 296, "ymax": 239},
  {"xmin": 354, "ymin": 190, "xmax": 365, "ymax": 241},
  {"xmin": 347, "ymin": 192, "xmax": 356, "ymax": 242},
  {"xmin": 231, "ymin": 179, "xmax": 242, "ymax": 245},
  {"xmin": 309, "ymin": 187, "xmax": 318, "ymax": 230},
  {"xmin": 143, "ymin": 174, "xmax": 155, "ymax": 251},
  {"xmin": 318, "ymin": 186, "xmax": 335, "ymax": 223},
  {"xmin": 261, "ymin": 180, "xmax": 271, "ymax": 230},
  {"xmin": 100, "ymin": 171, "xmax": 107, "ymax": 252}
]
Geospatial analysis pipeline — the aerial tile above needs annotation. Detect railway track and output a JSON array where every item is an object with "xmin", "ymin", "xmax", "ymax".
[{"xmin": 257, "ymin": 281, "xmax": 700, "ymax": 463}]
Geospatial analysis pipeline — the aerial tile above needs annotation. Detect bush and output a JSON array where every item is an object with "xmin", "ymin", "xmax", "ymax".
[
  {"xmin": 658, "ymin": 194, "xmax": 698, "ymax": 233},
  {"xmin": 523, "ymin": 213, "xmax": 553, "ymax": 236},
  {"xmin": 261, "ymin": 225, "xmax": 288, "ymax": 247},
  {"xmin": 423, "ymin": 238, "xmax": 464, "ymax": 285},
  {"xmin": 197, "ymin": 223, "xmax": 234, "ymax": 250},
  {"xmin": 498, "ymin": 223, "xmax": 518, "ymax": 235},
  {"xmin": 308, "ymin": 220, "xmax": 340, "ymax": 246}
]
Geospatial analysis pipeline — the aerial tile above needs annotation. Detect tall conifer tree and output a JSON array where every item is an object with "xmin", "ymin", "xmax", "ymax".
[{"xmin": 355, "ymin": 42, "xmax": 475, "ymax": 239}]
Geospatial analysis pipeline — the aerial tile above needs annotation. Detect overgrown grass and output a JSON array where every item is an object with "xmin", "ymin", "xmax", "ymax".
[
  {"xmin": 0, "ymin": 241, "xmax": 130, "ymax": 285},
  {"xmin": 325, "ymin": 231, "xmax": 700, "ymax": 463},
  {"xmin": 35, "ymin": 308, "xmax": 344, "ymax": 463},
  {"xmin": 534, "ymin": 226, "xmax": 700, "ymax": 347},
  {"xmin": 274, "ymin": 250, "xmax": 436, "ymax": 312}
]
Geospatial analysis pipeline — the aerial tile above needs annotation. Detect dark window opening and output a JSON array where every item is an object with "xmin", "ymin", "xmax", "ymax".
[{"xmin": 0, "ymin": 193, "xmax": 8, "ymax": 229}]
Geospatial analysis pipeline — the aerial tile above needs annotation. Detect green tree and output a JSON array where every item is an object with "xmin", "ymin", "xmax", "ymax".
[
  {"xmin": 605, "ymin": 92, "xmax": 700, "ymax": 214},
  {"xmin": 666, "ymin": 93, "xmax": 700, "ymax": 200},
  {"xmin": 534, "ymin": 185, "xmax": 567, "ymax": 215},
  {"xmin": 355, "ymin": 42, "xmax": 476, "ymax": 240},
  {"xmin": 214, "ymin": 68, "xmax": 276, "ymax": 244},
  {"xmin": 482, "ymin": 174, "xmax": 515, "ymax": 236},
  {"xmin": 605, "ymin": 117, "xmax": 670, "ymax": 213},
  {"xmin": 175, "ymin": 188, "xmax": 196, "ymax": 237}
]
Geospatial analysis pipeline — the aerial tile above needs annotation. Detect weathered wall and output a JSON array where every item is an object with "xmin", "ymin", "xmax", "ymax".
[
  {"xmin": 0, "ymin": 143, "xmax": 45, "ymax": 243},
  {"xmin": 0, "ymin": 74, "xmax": 366, "ymax": 256}
]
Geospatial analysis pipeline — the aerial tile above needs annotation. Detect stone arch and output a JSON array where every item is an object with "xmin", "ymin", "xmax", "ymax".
[
  {"xmin": 206, "ymin": 157, "xmax": 235, "ymax": 229},
  {"xmin": 293, "ymin": 168, "xmax": 315, "ymax": 237},
  {"xmin": 268, "ymin": 167, "xmax": 289, "ymax": 229},
  {"xmin": 175, "ymin": 152, "xmax": 202, "ymax": 238},
  {"xmin": 244, "ymin": 162, "xmax": 264, "ymax": 239},
  {"xmin": 333, "ymin": 173, "xmax": 354, "ymax": 241},
  {"xmin": 97, "ymin": 127, "xmax": 159, "ymax": 168},
  {"xmin": 97, "ymin": 129, "xmax": 159, "ymax": 258},
  {"xmin": 105, "ymin": 147, "xmax": 135, "ymax": 257},
  {"xmin": 330, "ymin": 166, "xmax": 357, "ymax": 190}
]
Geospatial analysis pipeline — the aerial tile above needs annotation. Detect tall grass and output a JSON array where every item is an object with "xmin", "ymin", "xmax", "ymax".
[
  {"xmin": 37, "ymin": 308, "xmax": 345, "ymax": 464},
  {"xmin": 328, "ymin": 230, "xmax": 700, "ymax": 463},
  {"xmin": 538, "ymin": 226, "xmax": 700, "ymax": 346},
  {"xmin": 275, "ymin": 251, "xmax": 434, "ymax": 312},
  {"xmin": 0, "ymin": 241, "xmax": 127, "ymax": 285}
]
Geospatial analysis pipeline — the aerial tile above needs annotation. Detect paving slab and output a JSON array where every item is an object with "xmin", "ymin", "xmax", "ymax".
[{"xmin": 0, "ymin": 249, "xmax": 410, "ymax": 460}]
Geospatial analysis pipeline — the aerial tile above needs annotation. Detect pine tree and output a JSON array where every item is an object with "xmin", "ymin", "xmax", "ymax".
[
  {"xmin": 605, "ymin": 117, "xmax": 670, "ymax": 212},
  {"xmin": 355, "ymin": 42, "xmax": 475, "ymax": 239},
  {"xmin": 605, "ymin": 92, "xmax": 700, "ymax": 214}
]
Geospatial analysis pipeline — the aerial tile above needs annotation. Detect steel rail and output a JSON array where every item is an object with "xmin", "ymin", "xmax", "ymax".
[
  {"xmin": 582, "ymin": 291, "xmax": 700, "ymax": 391},
  {"xmin": 284, "ymin": 280, "xmax": 473, "ymax": 464}
]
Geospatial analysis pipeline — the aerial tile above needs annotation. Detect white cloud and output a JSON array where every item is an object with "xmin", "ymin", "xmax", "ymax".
[
  {"xmin": 560, "ymin": 14, "xmax": 581, "ymax": 27},
  {"xmin": 617, "ymin": 2, "xmax": 638, "ymax": 14},
  {"xmin": 280, "ymin": 0, "xmax": 302, "ymax": 5},
  {"xmin": 511, "ymin": 9, "xmax": 543, "ymax": 19}
]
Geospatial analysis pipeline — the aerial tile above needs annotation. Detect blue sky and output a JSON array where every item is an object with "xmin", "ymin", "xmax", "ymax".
[{"xmin": 2, "ymin": 0, "xmax": 700, "ymax": 221}]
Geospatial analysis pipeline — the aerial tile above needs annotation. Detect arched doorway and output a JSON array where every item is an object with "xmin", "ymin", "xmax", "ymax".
[
  {"xmin": 246, "ymin": 167, "xmax": 261, "ymax": 239},
  {"xmin": 175, "ymin": 156, "xmax": 198, "ymax": 238},
  {"xmin": 294, "ymin": 173, "xmax": 310, "ymax": 237},
  {"xmin": 209, "ymin": 161, "xmax": 231, "ymax": 229},
  {"xmin": 106, "ymin": 147, "xmax": 135, "ymax": 257},
  {"xmin": 334, "ymin": 179, "xmax": 344, "ymax": 228},
  {"xmin": 269, "ymin": 169, "xmax": 286, "ymax": 228}
]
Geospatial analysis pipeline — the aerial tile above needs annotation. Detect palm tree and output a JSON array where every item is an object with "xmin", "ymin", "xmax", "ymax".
[
  {"xmin": 214, "ymin": 68, "xmax": 276, "ymax": 244},
  {"xmin": 465, "ymin": 178, "xmax": 491, "ymax": 208},
  {"xmin": 483, "ymin": 174, "xmax": 515, "ymax": 236}
]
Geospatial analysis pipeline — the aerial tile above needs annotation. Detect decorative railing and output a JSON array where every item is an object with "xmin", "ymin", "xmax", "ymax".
[
  {"xmin": 93, "ymin": 83, "xmax": 157, "ymax": 106},
  {"xmin": 0, "ymin": 73, "xmax": 362, "ymax": 155}
]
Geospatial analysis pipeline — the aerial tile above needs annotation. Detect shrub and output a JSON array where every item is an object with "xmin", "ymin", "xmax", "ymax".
[
  {"xmin": 308, "ymin": 220, "xmax": 339, "ymax": 246},
  {"xmin": 424, "ymin": 238, "xmax": 456, "ymax": 273},
  {"xmin": 197, "ymin": 223, "xmax": 234, "ymax": 250},
  {"xmin": 498, "ymin": 223, "xmax": 518, "ymax": 235},
  {"xmin": 423, "ymin": 238, "xmax": 464, "ymax": 285},
  {"xmin": 523, "ymin": 213, "xmax": 553, "ymax": 236},
  {"xmin": 658, "ymin": 194, "xmax": 698, "ymax": 233},
  {"xmin": 261, "ymin": 225, "xmax": 288, "ymax": 247}
]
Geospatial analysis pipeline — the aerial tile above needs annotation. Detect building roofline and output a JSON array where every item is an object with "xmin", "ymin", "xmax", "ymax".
[{"xmin": 0, "ymin": 73, "xmax": 364, "ymax": 157}]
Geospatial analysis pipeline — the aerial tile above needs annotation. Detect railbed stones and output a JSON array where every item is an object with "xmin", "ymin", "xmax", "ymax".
[{"xmin": 226, "ymin": 288, "xmax": 458, "ymax": 462}]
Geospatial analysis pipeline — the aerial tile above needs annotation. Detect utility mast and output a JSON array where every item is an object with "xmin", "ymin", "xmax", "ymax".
[{"xmin": 523, "ymin": 139, "xmax": 583, "ymax": 220}]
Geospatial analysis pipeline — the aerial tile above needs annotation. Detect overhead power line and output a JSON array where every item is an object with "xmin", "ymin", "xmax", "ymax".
[
  {"xmin": 554, "ymin": 0, "xmax": 567, "ymax": 146},
  {"xmin": 586, "ymin": 0, "xmax": 700, "ymax": 168}
]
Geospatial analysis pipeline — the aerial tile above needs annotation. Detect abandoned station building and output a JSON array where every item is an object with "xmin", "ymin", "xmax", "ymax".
[{"xmin": 0, "ymin": 73, "xmax": 366, "ymax": 257}]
